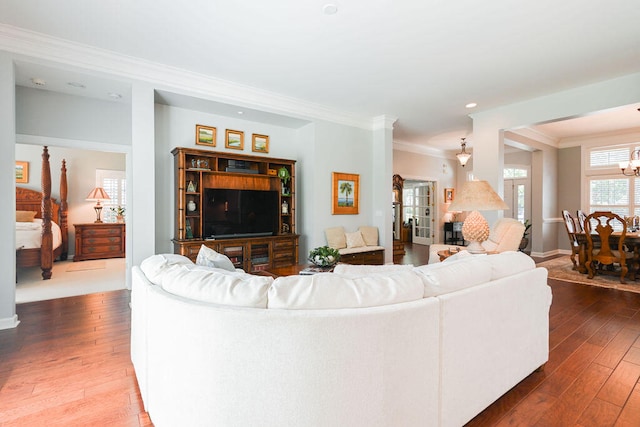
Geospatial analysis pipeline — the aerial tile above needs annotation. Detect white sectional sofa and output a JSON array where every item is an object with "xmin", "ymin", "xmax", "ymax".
[{"xmin": 131, "ymin": 251, "xmax": 551, "ymax": 427}]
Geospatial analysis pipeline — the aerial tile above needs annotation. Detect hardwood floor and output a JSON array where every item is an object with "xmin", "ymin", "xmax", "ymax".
[{"xmin": 1, "ymin": 245, "xmax": 639, "ymax": 426}]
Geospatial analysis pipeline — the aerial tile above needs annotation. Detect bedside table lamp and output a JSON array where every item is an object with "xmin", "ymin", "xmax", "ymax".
[
  {"xmin": 447, "ymin": 180, "xmax": 508, "ymax": 254},
  {"xmin": 86, "ymin": 187, "xmax": 110, "ymax": 223}
]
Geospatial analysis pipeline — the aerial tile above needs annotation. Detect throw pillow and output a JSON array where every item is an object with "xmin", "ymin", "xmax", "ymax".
[
  {"xmin": 345, "ymin": 231, "xmax": 366, "ymax": 248},
  {"xmin": 325, "ymin": 226, "xmax": 347, "ymax": 249},
  {"xmin": 16, "ymin": 210, "xmax": 37, "ymax": 222},
  {"xmin": 358, "ymin": 226, "xmax": 379, "ymax": 246},
  {"xmin": 140, "ymin": 254, "xmax": 194, "ymax": 285},
  {"xmin": 196, "ymin": 245, "xmax": 235, "ymax": 272}
]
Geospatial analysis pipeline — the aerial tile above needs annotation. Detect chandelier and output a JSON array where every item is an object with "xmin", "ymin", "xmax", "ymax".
[
  {"xmin": 456, "ymin": 138, "xmax": 471, "ymax": 167},
  {"xmin": 619, "ymin": 149, "xmax": 640, "ymax": 176}
]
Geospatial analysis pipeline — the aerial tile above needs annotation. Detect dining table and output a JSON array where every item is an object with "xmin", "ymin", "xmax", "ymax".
[{"xmin": 574, "ymin": 231, "xmax": 640, "ymax": 276}]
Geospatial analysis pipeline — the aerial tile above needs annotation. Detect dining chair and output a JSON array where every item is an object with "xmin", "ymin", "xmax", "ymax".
[
  {"xmin": 576, "ymin": 210, "xmax": 588, "ymax": 233},
  {"xmin": 561, "ymin": 210, "xmax": 581, "ymax": 270},
  {"xmin": 584, "ymin": 211, "xmax": 633, "ymax": 283}
]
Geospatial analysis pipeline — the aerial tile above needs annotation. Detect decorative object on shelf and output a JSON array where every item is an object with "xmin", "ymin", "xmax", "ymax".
[
  {"xmin": 447, "ymin": 180, "xmax": 509, "ymax": 253},
  {"xmin": 619, "ymin": 148, "xmax": 640, "ymax": 176},
  {"xmin": 86, "ymin": 187, "xmax": 111, "ymax": 223},
  {"xmin": 456, "ymin": 137, "xmax": 471, "ymax": 167},
  {"xmin": 187, "ymin": 180, "xmax": 197, "ymax": 192},
  {"xmin": 444, "ymin": 188, "xmax": 454, "ymax": 203},
  {"xmin": 268, "ymin": 168, "xmax": 277, "ymax": 176},
  {"xmin": 110, "ymin": 205, "xmax": 126, "ymax": 223},
  {"xmin": 187, "ymin": 200, "xmax": 197, "ymax": 212},
  {"xmin": 281, "ymin": 199, "xmax": 289, "ymax": 214},
  {"xmin": 15, "ymin": 161, "xmax": 29, "ymax": 183},
  {"xmin": 196, "ymin": 124, "xmax": 216, "ymax": 147},
  {"xmin": 282, "ymin": 223, "xmax": 290, "ymax": 233},
  {"xmin": 252, "ymin": 134, "xmax": 269, "ymax": 153},
  {"xmin": 308, "ymin": 246, "xmax": 340, "ymax": 267},
  {"xmin": 185, "ymin": 220, "xmax": 194, "ymax": 239},
  {"xmin": 332, "ymin": 172, "xmax": 359, "ymax": 215},
  {"xmin": 277, "ymin": 166, "xmax": 291, "ymax": 195},
  {"xmin": 225, "ymin": 129, "xmax": 244, "ymax": 150}
]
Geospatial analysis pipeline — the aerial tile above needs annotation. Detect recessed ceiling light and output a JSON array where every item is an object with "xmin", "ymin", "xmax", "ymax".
[
  {"xmin": 465, "ymin": 102, "xmax": 477, "ymax": 109},
  {"xmin": 67, "ymin": 82, "xmax": 86, "ymax": 89},
  {"xmin": 323, "ymin": 4, "xmax": 338, "ymax": 15},
  {"xmin": 108, "ymin": 92, "xmax": 122, "ymax": 99},
  {"xmin": 237, "ymin": 111, "xmax": 244, "ymax": 115},
  {"xmin": 31, "ymin": 77, "xmax": 46, "ymax": 87}
]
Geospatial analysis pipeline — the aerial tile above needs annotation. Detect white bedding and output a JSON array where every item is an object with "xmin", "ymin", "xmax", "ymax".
[{"xmin": 16, "ymin": 218, "xmax": 62, "ymax": 250}]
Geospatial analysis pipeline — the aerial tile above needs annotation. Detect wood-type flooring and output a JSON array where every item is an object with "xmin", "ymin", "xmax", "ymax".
[{"xmin": 0, "ymin": 245, "xmax": 639, "ymax": 426}]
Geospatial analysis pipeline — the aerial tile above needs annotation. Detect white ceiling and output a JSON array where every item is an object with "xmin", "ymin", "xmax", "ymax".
[{"xmin": 2, "ymin": 0, "xmax": 639, "ymax": 151}]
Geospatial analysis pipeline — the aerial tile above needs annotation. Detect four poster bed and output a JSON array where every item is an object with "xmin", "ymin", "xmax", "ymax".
[{"xmin": 15, "ymin": 146, "xmax": 69, "ymax": 280}]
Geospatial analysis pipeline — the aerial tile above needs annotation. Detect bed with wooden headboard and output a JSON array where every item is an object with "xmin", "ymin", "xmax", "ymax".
[{"xmin": 15, "ymin": 146, "xmax": 68, "ymax": 280}]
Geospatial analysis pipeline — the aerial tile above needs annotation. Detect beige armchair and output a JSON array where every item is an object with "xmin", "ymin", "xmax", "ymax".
[{"xmin": 428, "ymin": 218, "xmax": 526, "ymax": 264}]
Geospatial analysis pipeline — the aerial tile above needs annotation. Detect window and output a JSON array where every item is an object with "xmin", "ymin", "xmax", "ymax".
[
  {"xmin": 96, "ymin": 169, "xmax": 126, "ymax": 223},
  {"xmin": 503, "ymin": 167, "xmax": 528, "ymax": 179}
]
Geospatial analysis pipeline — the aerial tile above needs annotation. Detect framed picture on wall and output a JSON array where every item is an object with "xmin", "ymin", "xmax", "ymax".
[
  {"xmin": 225, "ymin": 129, "xmax": 244, "ymax": 150},
  {"xmin": 332, "ymin": 172, "xmax": 359, "ymax": 215},
  {"xmin": 195, "ymin": 124, "xmax": 216, "ymax": 147},
  {"xmin": 252, "ymin": 134, "xmax": 269, "ymax": 153},
  {"xmin": 15, "ymin": 161, "xmax": 29, "ymax": 183},
  {"xmin": 444, "ymin": 188, "xmax": 454, "ymax": 203}
]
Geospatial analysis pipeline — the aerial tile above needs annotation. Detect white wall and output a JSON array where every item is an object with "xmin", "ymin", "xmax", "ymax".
[{"xmin": 15, "ymin": 144, "xmax": 125, "ymax": 256}]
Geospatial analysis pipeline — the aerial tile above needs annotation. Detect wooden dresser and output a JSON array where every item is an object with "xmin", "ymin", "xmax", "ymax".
[{"xmin": 74, "ymin": 223, "xmax": 126, "ymax": 261}]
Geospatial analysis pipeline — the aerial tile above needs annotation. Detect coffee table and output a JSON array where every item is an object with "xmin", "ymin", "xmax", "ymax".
[{"xmin": 266, "ymin": 264, "xmax": 334, "ymax": 277}]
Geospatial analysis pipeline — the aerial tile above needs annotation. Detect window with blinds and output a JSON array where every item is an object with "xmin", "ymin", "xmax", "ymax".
[
  {"xmin": 589, "ymin": 147, "xmax": 629, "ymax": 169},
  {"xmin": 96, "ymin": 169, "xmax": 126, "ymax": 223}
]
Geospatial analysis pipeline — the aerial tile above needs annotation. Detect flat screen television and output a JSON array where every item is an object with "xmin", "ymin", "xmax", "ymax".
[{"xmin": 203, "ymin": 188, "xmax": 279, "ymax": 239}]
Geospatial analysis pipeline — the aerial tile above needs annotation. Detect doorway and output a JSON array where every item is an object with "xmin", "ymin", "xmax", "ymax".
[{"xmin": 403, "ymin": 181, "xmax": 436, "ymax": 245}]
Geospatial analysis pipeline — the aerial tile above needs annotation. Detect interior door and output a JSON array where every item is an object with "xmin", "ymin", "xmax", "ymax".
[
  {"xmin": 504, "ymin": 178, "xmax": 530, "ymax": 223},
  {"xmin": 413, "ymin": 182, "xmax": 435, "ymax": 245}
]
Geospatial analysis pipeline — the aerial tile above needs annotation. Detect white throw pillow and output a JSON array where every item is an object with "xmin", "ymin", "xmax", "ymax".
[
  {"xmin": 268, "ymin": 270, "xmax": 424, "ymax": 309},
  {"xmin": 358, "ymin": 226, "xmax": 379, "ymax": 246},
  {"xmin": 345, "ymin": 231, "xmax": 366, "ymax": 248},
  {"xmin": 325, "ymin": 226, "xmax": 347, "ymax": 249},
  {"xmin": 414, "ymin": 258, "xmax": 492, "ymax": 297},
  {"xmin": 333, "ymin": 263, "xmax": 414, "ymax": 277},
  {"xmin": 140, "ymin": 254, "xmax": 194, "ymax": 285},
  {"xmin": 196, "ymin": 244, "xmax": 235, "ymax": 272},
  {"xmin": 161, "ymin": 264, "xmax": 272, "ymax": 308}
]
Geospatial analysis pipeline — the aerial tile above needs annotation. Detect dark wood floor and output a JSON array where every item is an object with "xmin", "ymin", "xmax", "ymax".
[{"xmin": 1, "ymin": 245, "xmax": 639, "ymax": 426}]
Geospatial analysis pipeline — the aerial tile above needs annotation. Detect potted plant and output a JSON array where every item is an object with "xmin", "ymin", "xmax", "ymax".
[
  {"xmin": 308, "ymin": 246, "xmax": 340, "ymax": 267},
  {"xmin": 110, "ymin": 206, "xmax": 126, "ymax": 223},
  {"xmin": 519, "ymin": 219, "xmax": 531, "ymax": 252},
  {"xmin": 277, "ymin": 167, "xmax": 291, "ymax": 195}
]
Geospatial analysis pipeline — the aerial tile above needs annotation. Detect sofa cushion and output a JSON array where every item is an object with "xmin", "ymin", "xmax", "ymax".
[
  {"xmin": 140, "ymin": 254, "xmax": 194, "ymax": 285},
  {"xmin": 195, "ymin": 245, "xmax": 235, "ymax": 271},
  {"xmin": 325, "ymin": 226, "xmax": 347, "ymax": 250},
  {"xmin": 338, "ymin": 245, "xmax": 385, "ymax": 255},
  {"xmin": 161, "ymin": 264, "xmax": 272, "ymax": 308},
  {"xmin": 414, "ymin": 258, "xmax": 492, "ymax": 297},
  {"xmin": 267, "ymin": 270, "xmax": 425, "ymax": 309},
  {"xmin": 483, "ymin": 251, "xmax": 535, "ymax": 280},
  {"xmin": 333, "ymin": 263, "xmax": 414, "ymax": 277},
  {"xmin": 345, "ymin": 231, "xmax": 366, "ymax": 248},
  {"xmin": 358, "ymin": 226, "xmax": 379, "ymax": 246}
]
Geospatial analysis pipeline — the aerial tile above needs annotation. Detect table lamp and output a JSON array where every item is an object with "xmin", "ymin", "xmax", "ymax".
[
  {"xmin": 86, "ymin": 187, "xmax": 110, "ymax": 223},
  {"xmin": 447, "ymin": 180, "xmax": 509, "ymax": 253}
]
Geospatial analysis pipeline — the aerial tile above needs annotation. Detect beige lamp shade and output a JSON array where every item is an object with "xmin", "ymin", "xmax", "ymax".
[
  {"xmin": 86, "ymin": 187, "xmax": 110, "ymax": 223},
  {"xmin": 448, "ymin": 180, "xmax": 508, "ymax": 253}
]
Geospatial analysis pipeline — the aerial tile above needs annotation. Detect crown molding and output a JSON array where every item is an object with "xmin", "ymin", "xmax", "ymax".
[
  {"xmin": 372, "ymin": 115, "xmax": 398, "ymax": 130},
  {"xmin": 0, "ymin": 24, "xmax": 375, "ymax": 130},
  {"xmin": 393, "ymin": 139, "xmax": 451, "ymax": 159}
]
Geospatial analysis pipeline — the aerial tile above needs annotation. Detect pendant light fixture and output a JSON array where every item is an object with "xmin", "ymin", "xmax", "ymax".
[{"xmin": 456, "ymin": 138, "xmax": 471, "ymax": 167}]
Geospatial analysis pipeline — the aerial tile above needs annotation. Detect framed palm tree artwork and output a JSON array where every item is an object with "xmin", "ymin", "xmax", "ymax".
[{"xmin": 332, "ymin": 172, "xmax": 359, "ymax": 214}]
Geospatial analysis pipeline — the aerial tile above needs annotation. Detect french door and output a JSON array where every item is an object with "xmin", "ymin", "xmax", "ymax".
[
  {"xmin": 504, "ymin": 178, "xmax": 530, "ymax": 223},
  {"xmin": 412, "ymin": 182, "xmax": 435, "ymax": 245}
]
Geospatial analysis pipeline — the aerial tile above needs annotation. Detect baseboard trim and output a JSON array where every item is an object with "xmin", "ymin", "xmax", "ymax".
[
  {"xmin": 0, "ymin": 314, "xmax": 20, "ymax": 330},
  {"xmin": 530, "ymin": 249, "xmax": 568, "ymax": 258}
]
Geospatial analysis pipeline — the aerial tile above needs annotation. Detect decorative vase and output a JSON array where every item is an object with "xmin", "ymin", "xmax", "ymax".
[
  {"xmin": 116, "ymin": 215, "xmax": 124, "ymax": 223},
  {"xmin": 187, "ymin": 200, "xmax": 197, "ymax": 212}
]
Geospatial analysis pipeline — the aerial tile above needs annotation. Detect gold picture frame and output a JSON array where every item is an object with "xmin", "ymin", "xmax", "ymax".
[
  {"xmin": 225, "ymin": 129, "xmax": 244, "ymax": 150},
  {"xmin": 332, "ymin": 172, "xmax": 359, "ymax": 215},
  {"xmin": 444, "ymin": 188, "xmax": 454, "ymax": 203},
  {"xmin": 252, "ymin": 134, "xmax": 269, "ymax": 153},
  {"xmin": 196, "ymin": 124, "xmax": 216, "ymax": 147},
  {"xmin": 15, "ymin": 161, "xmax": 29, "ymax": 183}
]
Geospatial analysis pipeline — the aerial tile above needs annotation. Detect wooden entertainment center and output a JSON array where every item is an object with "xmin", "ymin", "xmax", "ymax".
[{"xmin": 172, "ymin": 147, "xmax": 299, "ymax": 272}]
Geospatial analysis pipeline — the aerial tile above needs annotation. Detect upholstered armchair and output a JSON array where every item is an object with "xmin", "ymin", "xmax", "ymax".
[{"xmin": 428, "ymin": 218, "xmax": 526, "ymax": 264}]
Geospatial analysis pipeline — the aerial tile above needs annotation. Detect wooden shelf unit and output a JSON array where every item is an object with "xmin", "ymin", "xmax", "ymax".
[{"xmin": 171, "ymin": 147, "xmax": 298, "ymax": 271}]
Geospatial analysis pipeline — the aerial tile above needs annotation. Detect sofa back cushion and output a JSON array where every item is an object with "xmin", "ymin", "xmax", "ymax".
[
  {"xmin": 333, "ymin": 263, "xmax": 414, "ymax": 277},
  {"xmin": 140, "ymin": 254, "xmax": 194, "ymax": 285},
  {"xmin": 161, "ymin": 264, "xmax": 272, "ymax": 308},
  {"xmin": 268, "ymin": 270, "xmax": 425, "ymax": 309},
  {"xmin": 358, "ymin": 226, "xmax": 379, "ymax": 246},
  {"xmin": 325, "ymin": 226, "xmax": 347, "ymax": 249},
  {"xmin": 483, "ymin": 251, "xmax": 535, "ymax": 280},
  {"xmin": 414, "ymin": 258, "xmax": 492, "ymax": 297}
]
